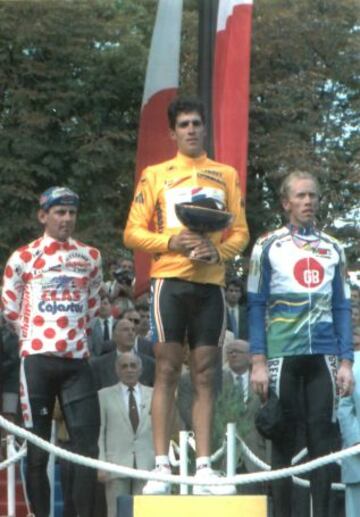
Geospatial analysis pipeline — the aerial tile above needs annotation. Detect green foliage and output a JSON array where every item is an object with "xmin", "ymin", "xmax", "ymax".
[
  {"xmin": 0, "ymin": 0, "xmax": 358, "ymax": 274},
  {"xmin": 212, "ymin": 381, "xmax": 250, "ymax": 467},
  {"xmin": 247, "ymin": 0, "xmax": 360, "ymax": 268},
  {"xmin": 0, "ymin": 0, "xmax": 156, "ymax": 265}
]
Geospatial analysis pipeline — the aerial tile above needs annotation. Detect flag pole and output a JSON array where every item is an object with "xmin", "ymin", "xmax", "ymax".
[{"xmin": 197, "ymin": 0, "xmax": 218, "ymax": 158}]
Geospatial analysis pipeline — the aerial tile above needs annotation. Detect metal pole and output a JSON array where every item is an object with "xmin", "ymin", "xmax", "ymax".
[
  {"xmin": 47, "ymin": 420, "xmax": 56, "ymax": 517},
  {"xmin": 179, "ymin": 431, "xmax": 189, "ymax": 495},
  {"xmin": 226, "ymin": 422, "xmax": 236, "ymax": 477},
  {"xmin": 7, "ymin": 434, "xmax": 16, "ymax": 517}
]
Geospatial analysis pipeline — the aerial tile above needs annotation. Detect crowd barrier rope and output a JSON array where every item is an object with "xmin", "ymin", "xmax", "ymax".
[{"xmin": 0, "ymin": 415, "xmax": 356, "ymax": 490}]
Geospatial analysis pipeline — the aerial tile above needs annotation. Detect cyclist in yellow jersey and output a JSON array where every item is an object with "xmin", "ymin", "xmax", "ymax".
[{"xmin": 124, "ymin": 97, "xmax": 249, "ymax": 495}]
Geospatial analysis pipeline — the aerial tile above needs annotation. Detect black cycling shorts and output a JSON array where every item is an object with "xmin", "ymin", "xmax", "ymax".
[
  {"xmin": 150, "ymin": 278, "xmax": 226, "ymax": 349},
  {"xmin": 20, "ymin": 354, "xmax": 99, "ymax": 429}
]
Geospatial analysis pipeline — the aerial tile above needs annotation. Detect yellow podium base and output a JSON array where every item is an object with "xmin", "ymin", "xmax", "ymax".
[{"xmin": 118, "ymin": 495, "xmax": 267, "ymax": 517}]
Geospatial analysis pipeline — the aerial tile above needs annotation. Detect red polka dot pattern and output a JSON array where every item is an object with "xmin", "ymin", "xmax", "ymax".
[
  {"xmin": 56, "ymin": 340, "xmax": 67, "ymax": 352},
  {"xmin": 2, "ymin": 236, "xmax": 102, "ymax": 359},
  {"xmin": 57, "ymin": 316, "xmax": 69, "ymax": 328},
  {"xmin": 32, "ymin": 339, "xmax": 43, "ymax": 350},
  {"xmin": 68, "ymin": 329, "xmax": 76, "ymax": 340},
  {"xmin": 5, "ymin": 265, "xmax": 13, "ymax": 278},
  {"xmin": 33, "ymin": 315, "xmax": 45, "ymax": 326},
  {"xmin": 6, "ymin": 290, "xmax": 17, "ymax": 302},
  {"xmin": 34, "ymin": 258, "xmax": 46, "ymax": 269},
  {"xmin": 44, "ymin": 328, "xmax": 56, "ymax": 339},
  {"xmin": 20, "ymin": 251, "xmax": 32, "ymax": 262}
]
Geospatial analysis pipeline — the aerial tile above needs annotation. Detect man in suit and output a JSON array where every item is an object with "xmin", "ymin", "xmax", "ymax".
[
  {"xmin": 121, "ymin": 309, "xmax": 154, "ymax": 358},
  {"xmin": 88, "ymin": 294, "xmax": 116, "ymax": 356},
  {"xmin": 223, "ymin": 339, "xmax": 269, "ymax": 494},
  {"xmin": 225, "ymin": 277, "xmax": 248, "ymax": 340},
  {"xmin": 98, "ymin": 352, "xmax": 155, "ymax": 517},
  {"xmin": 90, "ymin": 318, "xmax": 155, "ymax": 389}
]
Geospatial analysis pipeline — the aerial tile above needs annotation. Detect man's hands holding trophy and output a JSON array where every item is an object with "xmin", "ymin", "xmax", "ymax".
[
  {"xmin": 170, "ymin": 199, "xmax": 233, "ymax": 264},
  {"xmin": 168, "ymin": 230, "xmax": 220, "ymax": 264}
]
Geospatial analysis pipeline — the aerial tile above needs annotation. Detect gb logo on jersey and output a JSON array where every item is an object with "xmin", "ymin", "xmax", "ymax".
[{"xmin": 293, "ymin": 258, "xmax": 324, "ymax": 288}]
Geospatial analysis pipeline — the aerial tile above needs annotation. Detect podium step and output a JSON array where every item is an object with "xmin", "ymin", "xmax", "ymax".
[{"xmin": 117, "ymin": 495, "xmax": 267, "ymax": 517}]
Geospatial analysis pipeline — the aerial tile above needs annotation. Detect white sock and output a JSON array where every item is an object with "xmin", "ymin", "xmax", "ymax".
[
  {"xmin": 196, "ymin": 456, "xmax": 211, "ymax": 470},
  {"xmin": 155, "ymin": 455, "xmax": 170, "ymax": 468}
]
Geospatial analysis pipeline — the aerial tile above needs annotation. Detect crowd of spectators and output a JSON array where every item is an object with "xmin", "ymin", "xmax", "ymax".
[{"xmin": 1, "ymin": 255, "xmax": 359, "ymax": 515}]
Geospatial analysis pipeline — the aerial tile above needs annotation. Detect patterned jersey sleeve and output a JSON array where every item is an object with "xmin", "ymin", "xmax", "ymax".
[
  {"xmin": 2, "ymin": 250, "xmax": 26, "ymax": 336},
  {"xmin": 247, "ymin": 237, "xmax": 272, "ymax": 356},
  {"xmin": 86, "ymin": 248, "xmax": 103, "ymax": 330}
]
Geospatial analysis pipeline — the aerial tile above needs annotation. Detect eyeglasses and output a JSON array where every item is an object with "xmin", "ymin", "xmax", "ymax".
[
  {"xmin": 128, "ymin": 318, "xmax": 140, "ymax": 324},
  {"xmin": 176, "ymin": 119, "xmax": 203, "ymax": 129},
  {"xmin": 120, "ymin": 362, "xmax": 138, "ymax": 369}
]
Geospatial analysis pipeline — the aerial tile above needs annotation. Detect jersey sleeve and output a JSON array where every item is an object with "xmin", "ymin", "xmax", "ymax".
[
  {"xmin": 331, "ymin": 243, "xmax": 353, "ymax": 361},
  {"xmin": 1, "ymin": 251, "xmax": 25, "ymax": 336},
  {"xmin": 216, "ymin": 169, "xmax": 249, "ymax": 261},
  {"xmin": 123, "ymin": 167, "xmax": 171, "ymax": 253},
  {"xmin": 247, "ymin": 238, "xmax": 272, "ymax": 356},
  {"xmin": 86, "ymin": 249, "xmax": 103, "ymax": 330}
]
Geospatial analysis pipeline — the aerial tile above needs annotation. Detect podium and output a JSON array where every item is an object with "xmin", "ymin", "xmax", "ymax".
[{"xmin": 117, "ymin": 495, "xmax": 267, "ymax": 517}]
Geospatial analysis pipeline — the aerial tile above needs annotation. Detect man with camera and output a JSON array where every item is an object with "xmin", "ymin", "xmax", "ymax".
[
  {"xmin": 106, "ymin": 256, "xmax": 135, "ymax": 313},
  {"xmin": 124, "ymin": 96, "xmax": 249, "ymax": 495}
]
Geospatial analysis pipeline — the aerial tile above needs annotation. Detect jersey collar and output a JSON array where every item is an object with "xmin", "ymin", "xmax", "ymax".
[{"xmin": 176, "ymin": 151, "xmax": 208, "ymax": 167}]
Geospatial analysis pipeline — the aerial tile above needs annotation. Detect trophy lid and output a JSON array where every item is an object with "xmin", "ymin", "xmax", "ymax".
[{"xmin": 175, "ymin": 199, "xmax": 232, "ymax": 233}]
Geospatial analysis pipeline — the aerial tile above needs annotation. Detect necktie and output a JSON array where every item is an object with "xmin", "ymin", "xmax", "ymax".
[
  {"xmin": 235, "ymin": 375, "xmax": 244, "ymax": 402},
  {"xmin": 230, "ymin": 308, "xmax": 238, "ymax": 337},
  {"xmin": 103, "ymin": 319, "xmax": 110, "ymax": 341},
  {"xmin": 128, "ymin": 387, "xmax": 139, "ymax": 432}
]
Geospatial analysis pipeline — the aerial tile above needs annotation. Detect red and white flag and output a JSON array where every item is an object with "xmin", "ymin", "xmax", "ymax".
[
  {"xmin": 213, "ymin": 0, "xmax": 253, "ymax": 196},
  {"xmin": 133, "ymin": 0, "xmax": 183, "ymax": 296}
]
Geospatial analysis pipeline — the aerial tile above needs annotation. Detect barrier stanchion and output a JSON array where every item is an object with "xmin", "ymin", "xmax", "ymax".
[
  {"xmin": 47, "ymin": 420, "xmax": 57, "ymax": 517},
  {"xmin": 226, "ymin": 423, "xmax": 236, "ymax": 477},
  {"xmin": 179, "ymin": 431, "xmax": 190, "ymax": 495},
  {"xmin": 6, "ymin": 434, "xmax": 16, "ymax": 517}
]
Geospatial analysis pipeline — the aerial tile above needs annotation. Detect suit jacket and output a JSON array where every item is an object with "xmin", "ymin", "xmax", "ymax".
[
  {"xmin": 98, "ymin": 382, "xmax": 155, "ymax": 479},
  {"xmin": 226, "ymin": 304, "xmax": 248, "ymax": 340},
  {"xmin": 135, "ymin": 336, "xmax": 154, "ymax": 358},
  {"xmin": 87, "ymin": 316, "xmax": 115, "ymax": 357},
  {"xmin": 338, "ymin": 350, "xmax": 360, "ymax": 484},
  {"xmin": 222, "ymin": 367, "xmax": 269, "ymax": 473},
  {"xmin": 89, "ymin": 348, "xmax": 155, "ymax": 390}
]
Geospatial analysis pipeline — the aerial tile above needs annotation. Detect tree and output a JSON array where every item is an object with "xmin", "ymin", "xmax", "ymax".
[
  {"xmin": 247, "ymin": 0, "xmax": 360, "ymax": 268},
  {"xmin": 0, "ymin": 0, "xmax": 157, "ymax": 267}
]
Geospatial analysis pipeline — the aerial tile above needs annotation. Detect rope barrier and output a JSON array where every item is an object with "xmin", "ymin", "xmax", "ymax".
[
  {"xmin": 0, "ymin": 415, "xmax": 357, "ymax": 487},
  {"xmin": 236, "ymin": 433, "xmax": 345, "ymax": 490}
]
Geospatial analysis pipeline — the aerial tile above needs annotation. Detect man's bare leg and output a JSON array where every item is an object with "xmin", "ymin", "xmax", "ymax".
[
  {"xmin": 151, "ymin": 341, "xmax": 183, "ymax": 455},
  {"xmin": 190, "ymin": 346, "xmax": 219, "ymax": 458}
]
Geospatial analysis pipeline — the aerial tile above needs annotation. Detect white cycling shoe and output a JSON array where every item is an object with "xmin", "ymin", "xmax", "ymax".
[
  {"xmin": 142, "ymin": 465, "xmax": 171, "ymax": 495},
  {"xmin": 192, "ymin": 467, "xmax": 236, "ymax": 496}
]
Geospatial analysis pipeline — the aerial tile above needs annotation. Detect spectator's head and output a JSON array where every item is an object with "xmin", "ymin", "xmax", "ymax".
[
  {"xmin": 167, "ymin": 96, "xmax": 206, "ymax": 158},
  {"xmin": 225, "ymin": 277, "xmax": 244, "ymax": 307},
  {"xmin": 226, "ymin": 340, "xmax": 250, "ymax": 375},
  {"xmin": 135, "ymin": 302, "xmax": 150, "ymax": 337},
  {"xmin": 113, "ymin": 318, "xmax": 135, "ymax": 352},
  {"xmin": 122, "ymin": 309, "xmax": 141, "ymax": 331},
  {"xmin": 38, "ymin": 186, "xmax": 79, "ymax": 242},
  {"xmin": 280, "ymin": 171, "xmax": 320, "ymax": 227},
  {"xmin": 116, "ymin": 352, "xmax": 142, "ymax": 387},
  {"xmin": 351, "ymin": 286, "xmax": 360, "ymax": 308},
  {"xmin": 99, "ymin": 294, "xmax": 112, "ymax": 319}
]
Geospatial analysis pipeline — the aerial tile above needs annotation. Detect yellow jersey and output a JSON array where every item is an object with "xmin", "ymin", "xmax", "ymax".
[{"xmin": 124, "ymin": 152, "xmax": 249, "ymax": 286}]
